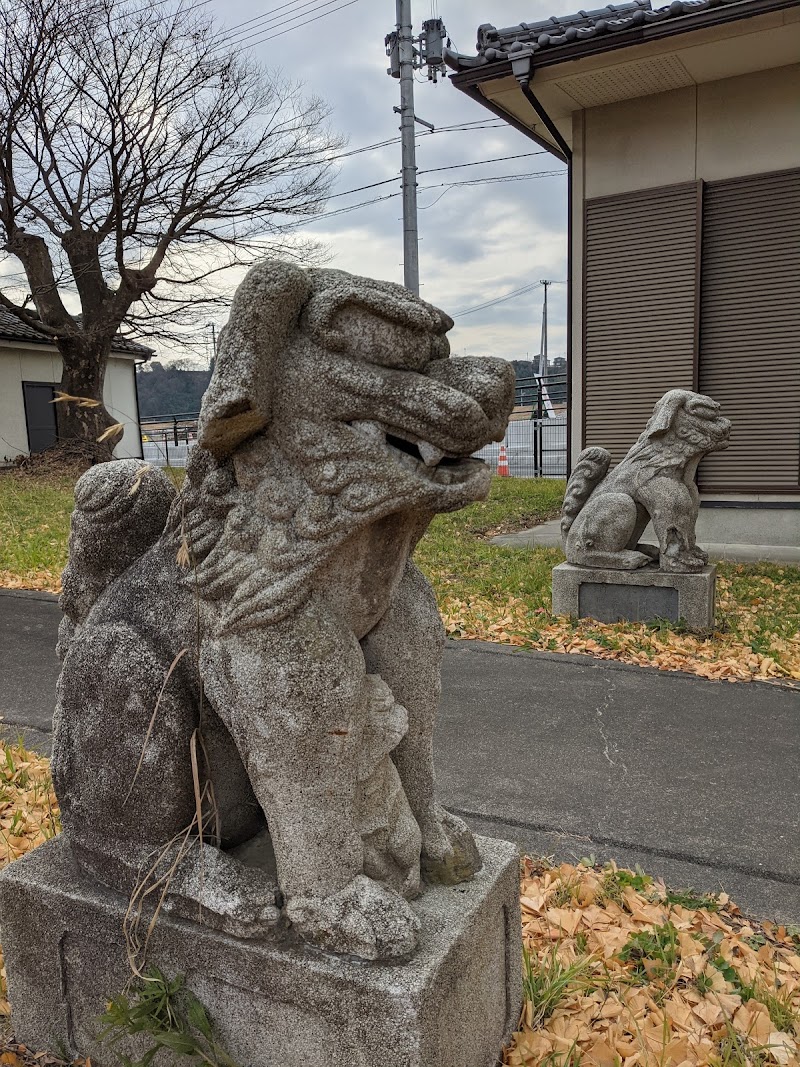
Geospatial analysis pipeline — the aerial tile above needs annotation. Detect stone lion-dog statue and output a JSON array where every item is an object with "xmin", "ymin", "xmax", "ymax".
[
  {"xmin": 53, "ymin": 261, "xmax": 515, "ymax": 961},
  {"xmin": 562, "ymin": 389, "xmax": 730, "ymax": 572}
]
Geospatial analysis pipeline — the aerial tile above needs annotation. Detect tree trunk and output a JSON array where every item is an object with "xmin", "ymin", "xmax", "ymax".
[{"xmin": 55, "ymin": 337, "xmax": 122, "ymax": 464}]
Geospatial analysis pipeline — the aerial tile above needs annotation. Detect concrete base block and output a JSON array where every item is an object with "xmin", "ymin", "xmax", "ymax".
[
  {"xmin": 552, "ymin": 562, "xmax": 716, "ymax": 631},
  {"xmin": 0, "ymin": 835, "xmax": 522, "ymax": 1067}
]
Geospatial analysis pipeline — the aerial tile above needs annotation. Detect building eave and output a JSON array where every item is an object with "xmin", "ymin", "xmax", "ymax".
[
  {"xmin": 448, "ymin": 0, "xmax": 798, "ymax": 79},
  {"xmin": 0, "ymin": 335, "xmax": 153, "ymax": 360}
]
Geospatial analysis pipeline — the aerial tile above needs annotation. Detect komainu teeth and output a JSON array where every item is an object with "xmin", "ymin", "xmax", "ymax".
[{"xmin": 418, "ymin": 441, "xmax": 445, "ymax": 467}]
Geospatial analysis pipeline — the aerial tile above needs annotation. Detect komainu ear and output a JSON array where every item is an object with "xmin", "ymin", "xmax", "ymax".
[
  {"xmin": 643, "ymin": 389, "xmax": 692, "ymax": 439},
  {"xmin": 198, "ymin": 260, "xmax": 312, "ymax": 457}
]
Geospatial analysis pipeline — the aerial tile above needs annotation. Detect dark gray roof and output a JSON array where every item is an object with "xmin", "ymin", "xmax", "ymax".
[
  {"xmin": 0, "ymin": 306, "xmax": 153, "ymax": 357},
  {"xmin": 449, "ymin": 0, "xmax": 767, "ymax": 69}
]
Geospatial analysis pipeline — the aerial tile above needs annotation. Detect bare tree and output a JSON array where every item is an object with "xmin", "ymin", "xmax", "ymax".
[{"xmin": 0, "ymin": 0, "xmax": 340, "ymax": 459}]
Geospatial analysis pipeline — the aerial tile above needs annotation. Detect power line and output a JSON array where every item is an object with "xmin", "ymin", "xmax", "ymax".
[
  {"xmin": 452, "ymin": 279, "xmax": 567, "ymax": 318},
  {"xmin": 224, "ymin": 0, "xmax": 362, "ymax": 49},
  {"xmin": 322, "ymin": 122, "xmax": 509, "ymax": 164},
  {"xmin": 323, "ymin": 175, "xmax": 399, "ymax": 201},
  {"xmin": 218, "ymin": 0, "xmax": 316, "ymax": 40},
  {"xmin": 221, "ymin": 0, "xmax": 353, "ymax": 45},
  {"xmin": 294, "ymin": 166, "xmax": 564, "ymax": 213},
  {"xmin": 447, "ymin": 170, "xmax": 565, "ymax": 187},
  {"xmin": 452, "ymin": 284, "xmax": 542, "ymax": 318},
  {"xmin": 418, "ymin": 151, "xmax": 548, "ymax": 176},
  {"xmin": 292, "ymin": 191, "xmax": 400, "ymax": 224},
  {"xmin": 289, "ymin": 170, "xmax": 567, "ymax": 228}
]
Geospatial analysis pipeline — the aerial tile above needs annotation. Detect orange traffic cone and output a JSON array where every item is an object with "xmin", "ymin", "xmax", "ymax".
[{"xmin": 497, "ymin": 443, "xmax": 510, "ymax": 477}]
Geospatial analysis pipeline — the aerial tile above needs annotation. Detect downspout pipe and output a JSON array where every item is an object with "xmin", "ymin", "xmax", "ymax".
[
  {"xmin": 511, "ymin": 54, "xmax": 574, "ymax": 476},
  {"xmin": 511, "ymin": 54, "xmax": 573, "ymax": 162}
]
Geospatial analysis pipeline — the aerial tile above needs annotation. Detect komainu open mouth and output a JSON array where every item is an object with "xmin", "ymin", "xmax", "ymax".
[{"xmin": 349, "ymin": 420, "xmax": 485, "ymax": 484}]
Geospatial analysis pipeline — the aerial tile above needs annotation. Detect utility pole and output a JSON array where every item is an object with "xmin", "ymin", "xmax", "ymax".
[
  {"xmin": 538, "ymin": 280, "xmax": 551, "ymax": 377},
  {"xmin": 396, "ymin": 0, "xmax": 419, "ymax": 294},
  {"xmin": 385, "ymin": 5, "xmax": 447, "ymax": 295}
]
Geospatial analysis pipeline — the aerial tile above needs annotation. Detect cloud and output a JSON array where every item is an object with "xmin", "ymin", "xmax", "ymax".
[{"xmin": 186, "ymin": 0, "xmax": 577, "ymax": 364}]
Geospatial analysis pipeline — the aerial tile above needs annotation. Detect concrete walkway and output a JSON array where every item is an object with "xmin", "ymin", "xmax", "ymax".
[
  {"xmin": 493, "ymin": 517, "xmax": 800, "ymax": 564},
  {"xmin": 0, "ymin": 589, "xmax": 797, "ymax": 921}
]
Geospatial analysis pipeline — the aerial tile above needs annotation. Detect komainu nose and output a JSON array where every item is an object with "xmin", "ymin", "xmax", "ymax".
[{"xmin": 427, "ymin": 357, "xmax": 516, "ymax": 433}]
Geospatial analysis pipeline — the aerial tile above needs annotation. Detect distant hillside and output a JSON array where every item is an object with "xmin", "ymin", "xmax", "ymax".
[{"xmin": 137, "ymin": 361, "xmax": 212, "ymax": 417}]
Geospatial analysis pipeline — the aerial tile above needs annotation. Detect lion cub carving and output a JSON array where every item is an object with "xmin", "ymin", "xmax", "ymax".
[
  {"xmin": 562, "ymin": 390, "xmax": 731, "ymax": 572},
  {"xmin": 53, "ymin": 261, "xmax": 515, "ymax": 961}
]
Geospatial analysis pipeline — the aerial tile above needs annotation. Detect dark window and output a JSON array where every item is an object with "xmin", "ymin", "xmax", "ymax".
[{"xmin": 22, "ymin": 381, "xmax": 58, "ymax": 453}]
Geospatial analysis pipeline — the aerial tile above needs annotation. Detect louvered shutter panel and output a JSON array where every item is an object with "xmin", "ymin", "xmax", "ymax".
[
  {"xmin": 583, "ymin": 183, "xmax": 700, "ymax": 463},
  {"xmin": 698, "ymin": 169, "xmax": 800, "ymax": 491}
]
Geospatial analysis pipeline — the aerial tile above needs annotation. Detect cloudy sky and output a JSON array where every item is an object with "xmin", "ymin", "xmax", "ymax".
[{"xmin": 200, "ymin": 0, "xmax": 576, "ymax": 366}]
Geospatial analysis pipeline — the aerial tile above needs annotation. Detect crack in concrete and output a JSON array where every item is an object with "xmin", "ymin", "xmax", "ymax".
[{"xmin": 595, "ymin": 680, "xmax": 628, "ymax": 778}]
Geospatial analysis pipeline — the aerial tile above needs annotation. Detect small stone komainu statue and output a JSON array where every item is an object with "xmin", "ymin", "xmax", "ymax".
[{"xmin": 561, "ymin": 390, "xmax": 731, "ymax": 573}]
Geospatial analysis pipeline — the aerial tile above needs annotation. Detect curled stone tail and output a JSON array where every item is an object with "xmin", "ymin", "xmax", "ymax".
[
  {"xmin": 560, "ymin": 446, "xmax": 611, "ymax": 546},
  {"xmin": 59, "ymin": 460, "xmax": 177, "ymax": 641}
]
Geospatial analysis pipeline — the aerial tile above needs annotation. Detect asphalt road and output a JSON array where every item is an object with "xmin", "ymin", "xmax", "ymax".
[{"xmin": 0, "ymin": 589, "xmax": 797, "ymax": 919}]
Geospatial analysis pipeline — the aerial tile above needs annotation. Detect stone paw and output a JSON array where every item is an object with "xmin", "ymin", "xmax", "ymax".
[
  {"xmin": 285, "ymin": 875, "xmax": 420, "ymax": 960},
  {"xmin": 661, "ymin": 554, "xmax": 707, "ymax": 573},
  {"xmin": 419, "ymin": 804, "xmax": 482, "ymax": 886},
  {"xmin": 164, "ymin": 853, "xmax": 281, "ymax": 940}
]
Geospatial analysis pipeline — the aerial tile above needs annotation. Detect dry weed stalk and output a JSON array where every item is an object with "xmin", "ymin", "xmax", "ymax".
[{"xmin": 122, "ymin": 467, "xmax": 222, "ymax": 978}]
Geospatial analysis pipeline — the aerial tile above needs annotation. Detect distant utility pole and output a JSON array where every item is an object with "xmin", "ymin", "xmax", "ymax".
[
  {"xmin": 538, "ymin": 280, "xmax": 551, "ymax": 377},
  {"xmin": 206, "ymin": 321, "xmax": 217, "ymax": 371},
  {"xmin": 385, "ymin": 2, "xmax": 447, "ymax": 295}
]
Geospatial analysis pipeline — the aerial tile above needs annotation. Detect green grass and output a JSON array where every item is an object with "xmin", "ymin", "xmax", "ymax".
[
  {"xmin": 0, "ymin": 473, "xmax": 74, "ymax": 585},
  {"xmin": 521, "ymin": 944, "xmax": 595, "ymax": 1030},
  {"xmin": 598, "ymin": 867, "xmax": 653, "ymax": 906},
  {"xmin": 414, "ymin": 477, "xmax": 565, "ymax": 610},
  {"xmin": 619, "ymin": 921, "xmax": 681, "ymax": 984},
  {"xmin": 663, "ymin": 887, "xmax": 721, "ymax": 912}
]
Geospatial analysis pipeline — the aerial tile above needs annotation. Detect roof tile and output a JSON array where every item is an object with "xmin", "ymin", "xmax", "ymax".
[
  {"xmin": 452, "ymin": 0, "xmax": 752, "ymax": 68},
  {"xmin": 0, "ymin": 306, "xmax": 152, "ymax": 356}
]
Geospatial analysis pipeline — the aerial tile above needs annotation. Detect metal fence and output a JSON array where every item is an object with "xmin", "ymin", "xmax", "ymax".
[
  {"xmin": 513, "ymin": 372, "xmax": 567, "ymax": 419},
  {"xmin": 474, "ymin": 416, "xmax": 567, "ymax": 478},
  {"xmin": 140, "ymin": 413, "xmax": 199, "ymax": 468}
]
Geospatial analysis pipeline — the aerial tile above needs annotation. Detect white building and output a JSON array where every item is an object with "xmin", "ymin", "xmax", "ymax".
[{"xmin": 0, "ymin": 308, "xmax": 150, "ymax": 463}]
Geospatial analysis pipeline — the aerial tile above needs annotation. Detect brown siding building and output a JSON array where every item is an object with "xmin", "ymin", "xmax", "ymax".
[{"xmin": 448, "ymin": 0, "xmax": 800, "ymax": 549}]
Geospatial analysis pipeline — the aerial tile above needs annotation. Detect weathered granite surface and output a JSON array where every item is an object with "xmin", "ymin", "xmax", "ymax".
[
  {"xmin": 0, "ymin": 834, "xmax": 522, "ymax": 1067},
  {"xmin": 552, "ymin": 562, "xmax": 716, "ymax": 630},
  {"xmin": 42, "ymin": 259, "xmax": 515, "ymax": 972},
  {"xmin": 563, "ymin": 390, "xmax": 731, "ymax": 573}
]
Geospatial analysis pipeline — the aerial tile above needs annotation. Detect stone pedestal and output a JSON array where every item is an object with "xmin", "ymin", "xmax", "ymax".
[
  {"xmin": 552, "ymin": 562, "xmax": 716, "ymax": 631},
  {"xmin": 0, "ymin": 835, "xmax": 522, "ymax": 1067}
]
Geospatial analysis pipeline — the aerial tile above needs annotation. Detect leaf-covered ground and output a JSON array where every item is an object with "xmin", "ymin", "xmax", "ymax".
[
  {"xmin": 0, "ymin": 743, "xmax": 797, "ymax": 1066},
  {"xmin": 507, "ymin": 858, "xmax": 800, "ymax": 1066},
  {"xmin": 2, "ymin": 472, "xmax": 799, "ymax": 683}
]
